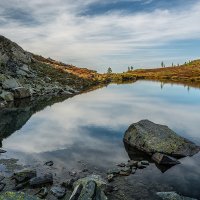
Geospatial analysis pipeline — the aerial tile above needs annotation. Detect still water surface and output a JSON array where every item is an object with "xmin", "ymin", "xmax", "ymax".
[{"xmin": 1, "ymin": 81, "xmax": 200, "ymax": 199}]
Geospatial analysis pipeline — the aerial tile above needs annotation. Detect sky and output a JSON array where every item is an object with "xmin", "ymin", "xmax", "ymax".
[{"xmin": 0, "ymin": 0, "xmax": 200, "ymax": 72}]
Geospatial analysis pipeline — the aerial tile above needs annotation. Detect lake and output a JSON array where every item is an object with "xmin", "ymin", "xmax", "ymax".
[{"xmin": 0, "ymin": 80, "xmax": 200, "ymax": 199}]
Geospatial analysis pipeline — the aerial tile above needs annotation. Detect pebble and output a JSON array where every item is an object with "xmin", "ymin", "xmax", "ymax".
[
  {"xmin": 107, "ymin": 174, "xmax": 114, "ymax": 182},
  {"xmin": 117, "ymin": 163, "xmax": 126, "ymax": 167}
]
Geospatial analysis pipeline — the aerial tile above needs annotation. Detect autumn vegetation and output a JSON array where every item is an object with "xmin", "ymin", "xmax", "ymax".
[{"xmin": 33, "ymin": 55, "xmax": 200, "ymax": 88}]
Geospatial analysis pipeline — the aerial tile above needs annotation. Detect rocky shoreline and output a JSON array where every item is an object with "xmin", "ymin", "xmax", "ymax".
[{"xmin": 0, "ymin": 35, "xmax": 98, "ymax": 109}]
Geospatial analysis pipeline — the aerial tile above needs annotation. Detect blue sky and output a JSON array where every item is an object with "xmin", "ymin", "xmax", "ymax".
[{"xmin": 0, "ymin": 0, "xmax": 200, "ymax": 72}]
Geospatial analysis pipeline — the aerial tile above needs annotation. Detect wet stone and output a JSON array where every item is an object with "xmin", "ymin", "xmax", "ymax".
[
  {"xmin": 119, "ymin": 167, "xmax": 132, "ymax": 176},
  {"xmin": 69, "ymin": 184, "xmax": 83, "ymax": 200},
  {"xmin": 12, "ymin": 169, "xmax": 37, "ymax": 183},
  {"xmin": 13, "ymin": 181, "xmax": 29, "ymax": 191},
  {"xmin": 78, "ymin": 180, "xmax": 96, "ymax": 200},
  {"xmin": 0, "ymin": 182, "xmax": 6, "ymax": 192},
  {"xmin": 30, "ymin": 173, "xmax": 53, "ymax": 187},
  {"xmin": 107, "ymin": 174, "xmax": 114, "ymax": 183},
  {"xmin": 44, "ymin": 161, "xmax": 54, "ymax": 167},
  {"xmin": 95, "ymin": 187, "xmax": 108, "ymax": 200},
  {"xmin": 107, "ymin": 168, "xmax": 121, "ymax": 175},
  {"xmin": 137, "ymin": 162, "xmax": 147, "ymax": 169},
  {"xmin": 156, "ymin": 192, "xmax": 197, "ymax": 200},
  {"xmin": 62, "ymin": 178, "xmax": 76, "ymax": 189},
  {"xmin": 0, "ymin": 149, "xmax": 6, "ymax": 154},
  {"xmin": 127, "ymin": 160, "xmax": 138, "ymax": 168},
  {"xmin": 35, "ymin": 187, "xmax": 48, "ymax": 199},
  {"xmin": 51, "ymin": 185, "xmax": 66, "ymax": 199},
  {"xmin": 152, "ymin": 153, "xmax": 180, "ymax": 165},
  {"xmin": 116, "ymin": 163, "xmax": 126, "ymax": 167},
  {"xmin": 141, "ymin": 160, "xmax": 149, "ymax": 165}
]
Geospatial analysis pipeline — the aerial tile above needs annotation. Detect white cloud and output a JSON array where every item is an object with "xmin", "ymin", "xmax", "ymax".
[{"xmin": 0, "ymin": 0, "xmax": 200, "ymax": 71}]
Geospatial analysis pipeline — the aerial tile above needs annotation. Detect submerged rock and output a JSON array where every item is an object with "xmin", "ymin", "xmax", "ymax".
[
  {"xmin": 35, "ymin": 187, "xmax": 48, "ymax": 199},
  {"xmin": 30, "ymin": 173, "xmax": 53, "ymax": 187},
  {"xmin": 44, "ymin": 161, "xmax": 54, "ymax": 167},
  {"xmin": 51, "ymin": 186, "xmax": 66, "ymax": 198},
  {"xmin": 0, "ymin": 182, "xmax": 6, "ymax": 192},
  {"xmin": 124, "ymin": 120, "xmax": 200, "ymax": 158},
  {"xmin": 152, "ymin": 153, "xmax": 180, "ymax": 165},
  {"xmin": 12, "ymin": 169, "xmax": 36, "ymax": 183},
  {"xmin": 13, "ymin": 181, "xmax": 29, "ymax": 191},
  {"xmin": 0, "ymin": 149, "xmax": 6, "ymax": 153},
  {"xmin": 157, "ymin": 191, "xmax": 197, "ymax": 200}
]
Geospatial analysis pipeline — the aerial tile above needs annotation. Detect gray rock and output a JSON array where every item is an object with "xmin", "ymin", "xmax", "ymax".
[
  {"xmin": 44, "ymin": 161, "xmax": 54, "ymax": 166},
  {"xmin": 69, "ymin": 184, "xmax": 83, "ymax": 200},
  {"xmin": 107, "ymin": 174, "xmax": 114, "ymax": 182},
  {"xmin": 107, "ymin": 168, "xmax": 121, "ymax": 175},
  {"xmin": 13, "ymin": 181, "xmax": 29, "ymax": 191},
  {"xmin": 119, "ymin": 167, "xmax": 132, "ymax": 176},
  {"xmin": 137, "ymin": 162, "xmax": 147, "ymax": 169},
  {"xmin": 124, "ymin": 120, "xmax": 200, "ymax": 158},
  {"xmin": 0, "ymin": 149, "xmax": 6, "ymax": 153},
  {"xmin": 30, "ymin": 173, "xmax": 53, "ymax": 187},
  {"xmin": 78, "ymin": 180, "xmax": 96, "ymax": 200},
  {"xmin": 12, "ymin": 169, "xmax": 36, "ymax": 183},
  {"xmin": 0, "ymin": 182, "xmax": 6, "ymax": 192},
  {"xmin": 156, "ymin": 192, "xmax": 197, "ymax": 200},
  {"xmin": 2, "ymin": 78, "xmax": 21, "ymax": 89},
  {"xmin": 126, "ymin": 160, "xmax": 138, "ymax": 168},
  {"xmin": 152, "ymin": 153, "xmax": 180, "ymax": 165},
  {"xmin": 62, "ymin": 178, "xmax": 76, "ymax": 189},
  {"xmin": 116, "ymin": 162, "xmax": 126, "ymax": 167},
  {"xmin": 0, "ymin": 91, "xmax": 14, "ymax": 101},
  {"xmin": 73, "ymin": 175, "xmax": 108, "ymax": 200},
  {"xmin": 12, "ymin": 87, "xmax": 31, "ymax": 99},
  {"xmin": 141, "ymin": 160, "xmax": 149, "ymax": 165},
  {"xmin": 95, "ymin": 187, "xmax": 108, "ymax": 200},
  {"xmin": 35, "ymin": 187, "xmax": 48, "ymax": 199},
  {"xmin": 51, "ymin": 186, "xmax": 66, "ymax": 199},
  {"xmin": 74, "ymin": 175, "xmax": 106, "ymax": 189}
]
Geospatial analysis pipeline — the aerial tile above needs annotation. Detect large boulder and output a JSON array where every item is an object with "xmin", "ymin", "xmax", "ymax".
[{"xmin": 124, "ymin": 120, "xmax": 200, "ymax": 158}]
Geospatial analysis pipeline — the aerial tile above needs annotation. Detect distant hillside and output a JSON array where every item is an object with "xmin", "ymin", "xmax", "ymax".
[{"xmin": 128, "ymin": 60, "xmax": 200, "ymax": 86}]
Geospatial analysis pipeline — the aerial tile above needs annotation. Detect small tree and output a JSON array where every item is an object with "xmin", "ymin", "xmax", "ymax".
[
  {"xmin": 172, "ymin": 63, "xmax": 174, "ymax": 67},
  {"xmin": 128, "ymin": 67, "xmax": 130, "ymax": 71},
  {"xmin": 107, "ymin": 67, "xmax": 112, "ymax": 74},
  {"xmin": 131, "ymin": 66, "xmax": 134, "ymax": 71},
  {"xmin": 161, "ymin": 61, "xmax": 164, "ymax": 68}
]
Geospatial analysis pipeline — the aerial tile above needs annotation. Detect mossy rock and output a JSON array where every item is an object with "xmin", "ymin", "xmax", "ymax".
[
  {"xmin": 124, "ymin": 120, "xmax": 200, "ymax": 158},
  {"xmin": 0, "ymin": 192, "xmax": 41, "ymax": 200}
]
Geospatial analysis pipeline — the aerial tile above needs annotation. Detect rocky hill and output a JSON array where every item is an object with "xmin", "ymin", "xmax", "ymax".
[{"xmin": 0, "ymin": 35, "xmax": 98, "ymax": 108}]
